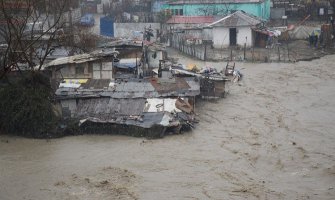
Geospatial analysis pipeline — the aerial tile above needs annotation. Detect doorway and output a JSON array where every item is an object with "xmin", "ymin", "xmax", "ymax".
[{"xmin": 229, "ymin": 28, "xmax": 237, "ymax": 46}]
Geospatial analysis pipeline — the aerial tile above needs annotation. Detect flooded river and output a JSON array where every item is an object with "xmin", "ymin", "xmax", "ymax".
[{"xmin": 1, "ymin": 51, "xmax": 335, "ymax": 199}]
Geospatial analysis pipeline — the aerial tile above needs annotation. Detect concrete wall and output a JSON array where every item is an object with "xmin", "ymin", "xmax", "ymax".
[
  {"xmin": 213, "ymin": 27, "xmax": 229, "ymax": 48},
  {"xmin": 114, "ymin": 23, "xmax": 160, "ymax": 40},
  {"xmin": 184, "ymin": 29, "xmax": 203, "ymax": 39},
  {"xmin": 147, "ymin": 51, "xmax": 163, "ymax": 68},
  {"xmin": 237, "ymin": 27, "xmax": 253, "ymax": 47},
  {"xmin": 163, "ymin": 0, "xmax": 271, "ymax": 20},
  {"xmin": 202, "ymin": 28, "xmax": 213, "ymax": 40},
  {"xmin": 213, "ymin": 26, "xmax": 252, "ymax": 48}
]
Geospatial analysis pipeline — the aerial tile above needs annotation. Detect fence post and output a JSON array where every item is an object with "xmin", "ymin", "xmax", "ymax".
[
  {"xmin": 244, "ymin": 36, "xmax": 247, "ymax": 60},
  {"xmin": 287, "ymin": 42, "xmax": 290, "ymax": 61},
  {"xmin": 244, "ymin": 43, "xmax": 246, "ymax": 60},
  {"xmin": 252, "ymin": 47, "xmax": 254, "ymax": 62},
  {"xmin": 204, "ymin": 43, "xmax": 207, "ymax": 61}
]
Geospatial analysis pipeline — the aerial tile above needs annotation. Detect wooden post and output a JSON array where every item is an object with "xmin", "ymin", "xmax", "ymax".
[
  {"xmin": 287, "ymin": 42, "xmax": 290, "ymax": 61},
  {"xmin": 244, "ymin": 36, "xmax": 247, "ymax": 60},
  {"xmin": 204, "ymin": 43, "xmax": 207, "ymax": 61},
  {"xmin": 135, "ymin": 53, "xmax": 138, "ymax": 76},
  {"xmin": 252, "ymin": 47, "xmax": 254, "ymax": 62},
  {"xmin": 193, "ymin": 96, "xmax": 195, "ymax": 113},
  {"xmin": 230, "ymin": 49, "xmax": 233, "ymax": 61},
  {"xmin": 243, "ymin": 43, "xmax": 246, "ymax": 60},
  {"xmin": 278, "ymin": 46, "xmax": 280, "ymax": 61}
]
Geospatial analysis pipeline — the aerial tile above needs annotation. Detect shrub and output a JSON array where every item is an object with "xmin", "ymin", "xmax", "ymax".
[{"xmin": 0, "ymin": 72, "xmax": 59, "ymax": 138}]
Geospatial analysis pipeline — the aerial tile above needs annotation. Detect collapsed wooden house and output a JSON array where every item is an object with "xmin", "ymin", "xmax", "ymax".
[
  {"xmin": 55, "ymin": 77, "xmax": 200, "ymax": 138},
  {"xmin": 44, "ymin": 39, "xmax": 228, "ymax": 137}
]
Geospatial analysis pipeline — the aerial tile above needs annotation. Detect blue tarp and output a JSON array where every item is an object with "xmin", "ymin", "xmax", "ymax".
[
  {"xmin": 80, "ymin": 14, "xmax": 95, "ymax": 26},
  {"xmin": 114, "ymin": 62, "xmax": 137, "ymax": 70}
]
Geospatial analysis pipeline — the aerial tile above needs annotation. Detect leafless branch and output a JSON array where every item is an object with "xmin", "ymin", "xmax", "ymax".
[{"xmin": 0, "ymin": 0, "xmax": 70, "ymax": 79}]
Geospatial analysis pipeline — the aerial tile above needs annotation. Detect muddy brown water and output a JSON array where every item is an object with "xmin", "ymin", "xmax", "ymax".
[{"xmin": 1, "ymin": 51, "xmax": 335, "ymax": 199}]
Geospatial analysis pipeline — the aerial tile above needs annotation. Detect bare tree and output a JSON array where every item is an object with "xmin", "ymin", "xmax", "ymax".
[
  {"xmin": 107, "ymin": 0, "xmax": 133, "ymax": 22},
  {"xmin": 197, "ymin": 4, "xmax": 232, "ymax": 16},
  {"xmin": 0, "ymin": 0, "xmax": 71, "ymax": 79},
  {"xmin": 106, "ymin": 0, "xmax": 152, "ymax": 22}
]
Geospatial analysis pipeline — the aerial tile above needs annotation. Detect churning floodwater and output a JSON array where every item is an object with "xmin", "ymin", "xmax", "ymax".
[{"xmin": 1, "ymin": 52, "xmax": 335, "ymax": 199}]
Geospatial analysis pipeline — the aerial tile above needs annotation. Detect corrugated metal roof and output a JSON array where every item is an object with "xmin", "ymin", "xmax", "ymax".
[
  {"xmin": 82, "ymin": 79, "xmax": 111, "ymax": 89},
  {"xmin": 55, "ymin": 77, "xmax": 200, "ymax": 99},
  {"xmin": 43, "ymin": 49, "xmax": 118, "ymax": 68},
  {"xmin": 144, "ymin": 98, "xmax": 181, "ymax": 113},
  {"xmin": 150, "ymin": 77, "xmax": 190, "ymax": 94},
  {"xmin": 208, "ymin": 11, "xmax": 262, "ymax": 27},
  {"xmin": 74, "ymin": 98, "xmax": 179, "ymax": 128},
  {"xmin": 76, "ymin": 98, "xmax": 146, "ymax": 118},
  {"xmin": 166, "ymin": 16, "xmax": 215, "ymax": 24},
  {"xmin": 99, "ymin": 39, "xmax": 143, "ymax": 48},
  {"xmin": 44, "ymin": 53, "xmax": 93, "ymax": 67}
]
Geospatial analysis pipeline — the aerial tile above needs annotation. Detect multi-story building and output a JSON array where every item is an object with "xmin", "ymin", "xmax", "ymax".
[{"xmin": 155, "ymin": 0, "xmax": 271, "ymax": 20}]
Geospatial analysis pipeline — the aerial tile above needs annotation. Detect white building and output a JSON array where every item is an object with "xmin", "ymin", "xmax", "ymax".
[{"xmin": 208, "ymin": 11, "xmax": 262, "ymax": 48}]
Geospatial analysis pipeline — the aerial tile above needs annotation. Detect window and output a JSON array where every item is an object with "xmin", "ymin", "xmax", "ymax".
[
  {"xmin": 75, "ymin": 66, "xmax": 84, "ymax": 75},
  {"xmin": 173, "ymin": 9, "xmax": 183, "ymax": 16},
  {"xmin": 88, "ymin": 65, "xmax": 93, "ymax": 73}
]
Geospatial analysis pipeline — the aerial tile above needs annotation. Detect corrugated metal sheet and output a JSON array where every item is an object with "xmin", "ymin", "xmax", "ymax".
[
  {"xmin": 59, "ymin": 83, "xmax": 81, "ymax": 88},
  {"xmin": 44, "ymin": 53, "xmax": 94, "ymax": 67},
  {"xmin": 74, "ymin": 98, "xmax": 178, "ymax": 128},
  {"xmin": 166, "ymin": 16, "xmax": 215, "ymax": 24},
  {"xmin": 43, "ymin": 50, "xmax": 118, "ymax": 69},
  {"xmin": 144, "ymin": 98, "xmax": 181, "ymax": 113},
  {"xmin": 150, "ymin": 77, "xmax": 190, "ymax": 94},
  {"xmin": 80, "ymin": 112, "xmax": 174, "ymax": 128},
  {"xmin": 82, "ymin": 79, "xmax": 111, "ymax": 89},
  {"xmin": 55, "ymin": 77, "xmax": 200, "ymax": 99},
  {"xmin": 99, "ymin": 39, "xmax": 143, "ymax": 48},
  {"xmin": 76, "ymin": 98, "xmax": 146, "ymax": 118}
]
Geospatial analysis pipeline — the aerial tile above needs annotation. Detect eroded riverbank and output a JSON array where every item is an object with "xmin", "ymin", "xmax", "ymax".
[{"xmin": 1, "ymin": 53, "xmax": 335, "ymax": 200}]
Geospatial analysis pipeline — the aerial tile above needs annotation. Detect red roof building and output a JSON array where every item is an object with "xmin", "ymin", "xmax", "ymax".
[{"xmin": 166, "ymin": 16, "xmax": 215, "ymax": 24}]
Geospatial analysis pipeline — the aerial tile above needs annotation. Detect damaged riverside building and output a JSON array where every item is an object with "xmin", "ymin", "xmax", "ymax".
[{"xmin": 44, "ymin": 40, "xmax": 228, "ymax": 138}]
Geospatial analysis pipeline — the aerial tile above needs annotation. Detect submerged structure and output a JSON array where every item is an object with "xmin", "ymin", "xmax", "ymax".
[
  {"xmin": 45, "ymin": 39, "xmax": 229, "ymax": 138},
  {"xmin": 55, "ymin": 77, "xmax": 199, "ymax": 138}
]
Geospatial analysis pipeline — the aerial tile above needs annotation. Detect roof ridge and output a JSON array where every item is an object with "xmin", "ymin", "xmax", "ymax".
[{"xmin": 208, "ymin": 10, "xmax": 262, "ymax": 27}]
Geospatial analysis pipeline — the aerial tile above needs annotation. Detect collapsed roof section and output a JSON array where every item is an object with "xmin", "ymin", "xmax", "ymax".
[
  {"xmin": 42, "ymin": 49, "xmax": 119, "ymax": 70},
  {"xmin": 56, "ymin": 77, "xmax": 200, "ymax": 100}
]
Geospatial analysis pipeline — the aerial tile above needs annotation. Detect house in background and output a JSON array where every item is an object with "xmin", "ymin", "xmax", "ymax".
[
  {"xmin": 165, "ymin": 16, "xmax": 215, "ymax": 30},
  {"xmin": 208, "ymin": 11, "xmax": 263, "ymax": 48},
  {"xmin": 161, "ymin": 0, "xmax": 271, "ymax": 20},
  {"xmin": 164, "ymin": 16, "xmax": 215, "ymax": 48},
  {"xmin": 44, "ymin": 49, "xmax": 118, "ymax": 80}
]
